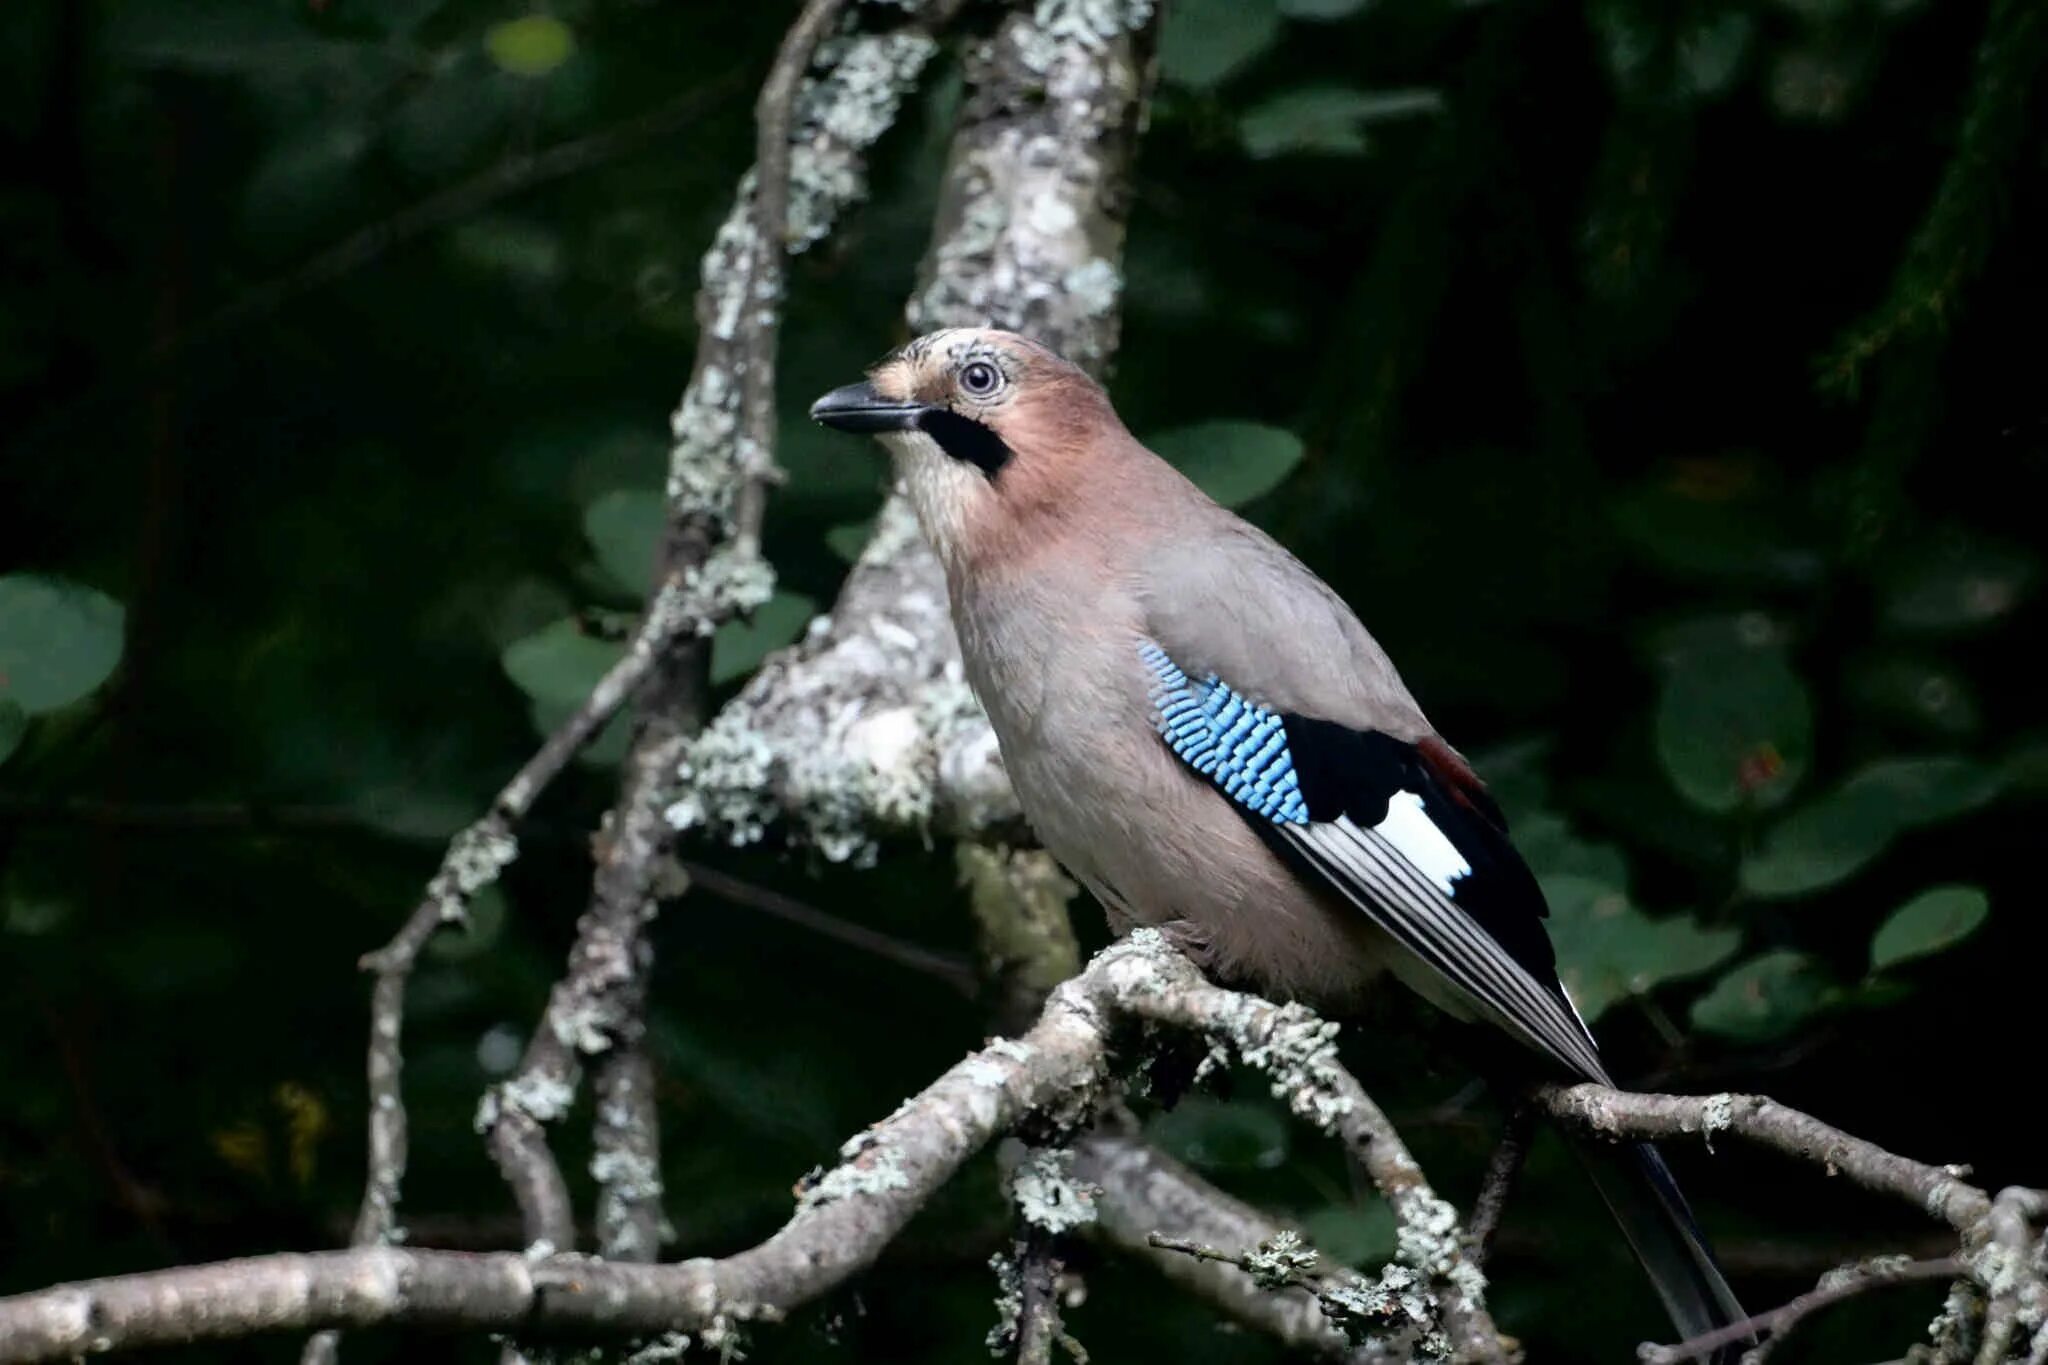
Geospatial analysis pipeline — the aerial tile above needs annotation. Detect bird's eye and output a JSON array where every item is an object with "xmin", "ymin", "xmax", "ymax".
[{"xmin": 959, "ymin": 360, "xmax": 1002, "ymax": 397}]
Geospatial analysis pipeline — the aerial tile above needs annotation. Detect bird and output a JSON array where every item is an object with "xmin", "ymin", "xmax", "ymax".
[{"xmin": 810, "ymin": 327, "xmax": 1749, "ymax": 1355}]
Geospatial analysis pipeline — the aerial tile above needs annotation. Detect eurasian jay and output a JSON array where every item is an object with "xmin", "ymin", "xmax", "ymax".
[{"xmin": 811, "ymin": 327, "xmax": 1748, "ymax": 1353}]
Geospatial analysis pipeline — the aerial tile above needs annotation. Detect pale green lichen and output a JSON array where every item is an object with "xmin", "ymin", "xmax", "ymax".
[
  {"xmin": 549, "ymin": 999, "xmax": 618, "ymax": 1055},
  {"xmin": 1242, "ymin": 1230, "xmax": 1319, "ymax": 1289},
  {"xmin": 590, "ymin": 1147, "xmax": 663, "ymax": 1204},
  {"xmin": 668, "ymin": 362, "xmax": 739, "ymax": 519},
  {"xmin": 1396, "ymin": 1193, "xmax": 1486, "ymax": 1303},
  {"xmin": 666, "ymin": 715, "xmax": 777, "ymax": 845},
  {"xmin": 1320, "ymin": 1263, "xmax": 1448, "ymax": 1358},
  {"xmin": 475, "ymin": 1070, "xmax": 578, "ymax": 1134},
  {"xmin": 1926, "ymin": 1281, "xmax": 1982, "ymax": 1360},
  {"xmin": 429, "ymin": 820, "xmax": 518, "ymax": 924},
  {"xmin": 1240, "ymin": 1001, "xmax": 1354, "ymax": 1132},
  {"xmin": 623, "ymin": 1333, "xmax": 692, "ymax": 1364},
  {"xmin": 796, "ymin": 1146, "xmax": 910, "ymax": 1211},
  {"xmin": 1062, "ymin": 257, "xmax": 1123, "ymax": 318},
  {"xmin": 679, "ymin": 547, "xmax": 776, "ymax": 634},
  {"xmin": 666, "ymin": 19, "xmax": 937, "ymax": 515},
  {"xmin": 984, "ymin": 1250, "xmax": 1024, "ymax": 1355},
  {"xmin": 1699, "ymin": 1092, "xmax": 1735, "ymax": 1152},
  {"xmin": 696, "ymin": 1315, "xmax": 749, "ymax": 1364},
  {"xmin": 789, "ymin": 31, "xmax": 938, "ymax": 250},
  {"xmin": 1010, "ymin": 1146, "xmax": 1098, "ymax": 1234},
  {"xmin": 1013, "ymin": 0, "xmax": 1154, "ymax": 74}
]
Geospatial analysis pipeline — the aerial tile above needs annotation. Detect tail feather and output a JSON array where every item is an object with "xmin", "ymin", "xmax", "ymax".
[{"xmin": 1570, "ymin": 1136, "xmax": 1752, "ymax": 1361}]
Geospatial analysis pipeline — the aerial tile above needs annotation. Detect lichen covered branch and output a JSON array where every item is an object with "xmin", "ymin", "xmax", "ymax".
[
  {"xmin": 3, "ymin": 933, "xmax": 2042, "ymax": 1364},
  {"xmin": 474, "ymin": 0, "xmax": 952, "ymax": 1257},
  {"xmin": 1640, "ymin": 1255, "xmax": 1963, "ymax": 1365},
  {"xmin": 668, "ymin": 0, "xmax": 1159, "ymax": 864},
  {"xmin": 303, "ymin": 576, "xmax": 713, "ymax": 1365},
  {"xmin": 1538, "ymin": 1084, "xmax": 1991, "ymax": 1231},
  {"xmin": 1073, "ymin": 1129, "xmax": 1390, "ymax": 1362}
]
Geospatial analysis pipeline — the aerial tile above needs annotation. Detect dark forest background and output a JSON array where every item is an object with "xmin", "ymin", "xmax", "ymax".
[{"xmin": 2, "ymin": 0, "xmax": 2044, "ymax": 1360}]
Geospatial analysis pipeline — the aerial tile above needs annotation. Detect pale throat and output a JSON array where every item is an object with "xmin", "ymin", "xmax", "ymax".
[{"xmin": 880, "ymin": 429, "xmax": 988, "ymax": 575}]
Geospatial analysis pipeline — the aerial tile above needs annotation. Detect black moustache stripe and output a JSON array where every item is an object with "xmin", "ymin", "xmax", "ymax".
[{"xmin": 916, "ymin": 408, "xmax": 1013, "ymax": 479}]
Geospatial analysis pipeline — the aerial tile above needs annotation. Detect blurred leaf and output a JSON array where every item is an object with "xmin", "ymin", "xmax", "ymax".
[
  {"xmin": 0, "ymin": 700, "xmax": 23, "ymax": 765},
  {"xmin": 1149, "ymin": 421, "xmax": 1305, "ymax": 508},
  {"xmin": 712, "ymin": 592, "xmax": 816, "ymax": 686},
  {"xmin": 389, "ymin": 69, "xmax": 516, "ymax": 180},
  {"xmin": 1468, "ymin": 738, "xmax": 1553, "ymax": 822},
  {"xmin": 485, "ymin": 15, "xmax": 575, "ymax": 78},
  {"xmin": 1611, "ymin": 460, "xmax": 1822, "ymax": 585},
  {"xmin": 1768, "ymin": 44, "xmax": 1867, "ymax": 123},
  {"xmin": 1849, "ymin": 655, "xmax": 1980, "ymax": 737},
  {"xmin": 1516, "ymin": 814, "xmax": 1629, "ymax": 886},
  {"xmin": 0, "ymin": 575, "xmax": 126, "ymax": 715},
  {"xmin": 1677, "ymin": 13, "xmax": 1754, "ymax": 98},
  {"xmin": 1145, "ymin": 1095, "xmax": 1291, "ymax": 1172},
  {"xmin": 1300, "ymin": 1202, "xmax": 1395, "ymax": 1267},
  {"xmin": 1880, "ymin": 533, "xmax": 2036, "ymax": 631},
  {"xmin": 1841, "ymin": 756, "xmax": 2001, "ymax": 825},
  {"xmin": 105, "ymin": 0, "xmax": 337, "ymax": 75},
  {"xmin": 105, "ymin": 925, "xmax": 245, "ymax": 999},
  {"xmin": 1545, "ymin": 875, "xmax": 1740, "ymax": 1023},
  {"xmin": 1690, "ymin": 950, "xmax": 1834, "ymax": 1042},
  {"xmin": 1741, "ymin": 756, "xmax": 2002, "ymax": 898},
  {"xmin": 357, "ymin": 0, "xmax": 448, "ymax": 36},
  {"xmin": 583, "ymin": 489, "xmax": 665, "ymax": 595},
  {"xmin": 1280, "ymin": 0, "xmax": 1370, "ymax": 16},
  {"xmin": 826, "ymin": 518, "xmax": 876, "ymax": 564},
  {"xmin": 1653, "ymin": 642, "xmax": 1812, "ymax": 813},
  {"xmin": 1738, "ymin": 786, "xmax": 1892, "ymax": 897},
  {"xmin": 1870, "ymin": 885, "xmax": 1988, "ymax": 971},
  {"xmin": 1238, "ymin": 87, "xmax": 1441, "ymax": 158},
  {"xmin": 501, "ymin": 618, "xmax": 624, "ymax": 708},
  {"xmin": 447, "ymin": 216, "xmax": 565, "ymax": 287},
  {"xmin": 241, "ymin": 118, "xmax": 371, "ymax": 245},
  {"xmin": 1158, "ymin": 0, "xmax": 1280, "ymax": 89},
  {"xmin": 1645, "ymin": 611, "xmax": 1791, "ymax": 668}
]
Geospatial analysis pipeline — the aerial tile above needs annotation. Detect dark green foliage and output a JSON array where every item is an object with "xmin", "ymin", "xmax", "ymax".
[{"xmin": 2, "ymin": 0, "xmax": 2043, "ymax": 1362}]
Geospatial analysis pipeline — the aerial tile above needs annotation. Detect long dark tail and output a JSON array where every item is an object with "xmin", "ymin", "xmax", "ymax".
[{"xmin": 1569, "ymin": 1135, "xmax": 1751, "ymax": 1360}]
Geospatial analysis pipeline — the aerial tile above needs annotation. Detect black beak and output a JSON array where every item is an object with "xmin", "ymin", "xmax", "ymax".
[{"xmin": 809, "ymin": 381, "xmax": 929, "ymax": 434}]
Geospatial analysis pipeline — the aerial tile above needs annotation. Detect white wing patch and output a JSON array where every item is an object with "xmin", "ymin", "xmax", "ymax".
[{"xmin": 1375, "ymin": 790, "xmax": 1472, "ymax": 894}]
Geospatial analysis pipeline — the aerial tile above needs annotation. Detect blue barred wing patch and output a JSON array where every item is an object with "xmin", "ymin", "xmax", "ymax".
[{"xmin": 1139, "ymin": 642, "xmax": 1308, "ymax": 824}]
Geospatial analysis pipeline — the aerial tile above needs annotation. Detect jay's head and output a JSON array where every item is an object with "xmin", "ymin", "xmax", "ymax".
[{"xmin": 809, "ymin": 328, "xmax": 1125, "ymax": 570}]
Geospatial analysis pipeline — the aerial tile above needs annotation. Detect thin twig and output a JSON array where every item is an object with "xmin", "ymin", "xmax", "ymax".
[
  {"xmin": 1118, "ymin": 954, "xmax": 1502, "ymax": 1363},
  {"xmin": 1012, "ymin": 1233, "xmax": 1065, "ymax": 1365},
  {"xmin": 676, "ymin": 857, "xmax": 978, "ymax": 994},
  {"xmin": 732, "ymin": 0, "xmax": 848, "ymax": 551},
  {"xmin": 1639, "ymin": 1256, "xmax": 1963, "ymax": 1365},
  {"xmin": 1467, "ymin": 1101, "xmax": 1536, "ymax": 1268},
  {"xmin": 163, "ymin": 81, "xmax": 743, "ymax": 368},
  {"xmin": 302, "ymin": 579, "xmax": 694, "ymax": 1365},
  {"xmin": 592, "ymin": 1043, "xmax": 665, "ymax": 1262},
  {"xmin": 474, "ymin": 0, "xmax": 857, "ymax": 1275}
]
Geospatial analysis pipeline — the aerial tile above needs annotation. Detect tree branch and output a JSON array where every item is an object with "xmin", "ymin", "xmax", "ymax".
[
  {"xmin": 473, "ymin": 0, "xmax": 952, "ymax": 1260},
  {"xmin": 668, "ymin": 0, "xmax": 1159, "ymax": 864},
  {"xmin": 1073, "ymin": 1128, "xmax": 1389, "ymax": 1363},
  {"xmin": 1537, "ymin": 1084, "xmax": 1991, "ymax": 1231},
  {"xmin": 312, "ymin": 574, "xmax": 706, "ymax": 1365},
  {"xmin": 1466, "ymin": 1101, "xmax": 1536, "ymax": 1268},
  {"xmin": 0, "ymin": 935, "xmax": 1425, "ymax": 1363},
  {"xmin": 3, "ymin": 933, "xmax": 2042, "ymax": 1364},
  {"xmin": 1641, "ymin": 1255, "xmax": 1964, "ymax": 1365}
]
